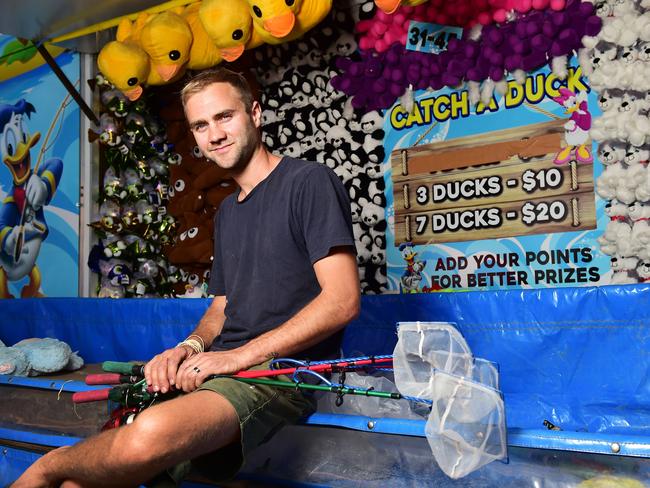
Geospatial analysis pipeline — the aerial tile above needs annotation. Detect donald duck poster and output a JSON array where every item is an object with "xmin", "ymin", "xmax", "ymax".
[{"xmin": 0, "ymin": 35, "xmax": 79, "ymax": 297}]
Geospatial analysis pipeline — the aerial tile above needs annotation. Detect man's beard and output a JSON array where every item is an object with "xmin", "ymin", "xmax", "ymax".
[{"xmin": 208, "ymin": 122, "xmax": 259, "ymax": 173}]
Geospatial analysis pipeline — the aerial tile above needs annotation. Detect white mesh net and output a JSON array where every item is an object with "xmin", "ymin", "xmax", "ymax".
[
  {"xmin": 393, "ymin": 321, "xmax": 474, "ymax": 399},
  {"xmin": 392, "ymin": 321, "xmax": 507, "ymax": 479},
  {"xmin": 426, "ymin": 370, "xmax": 507, "ymax": 479}
]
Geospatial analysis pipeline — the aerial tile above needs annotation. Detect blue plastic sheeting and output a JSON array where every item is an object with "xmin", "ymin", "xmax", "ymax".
[
  {"xmin": 0, "ymin": 445, "xmax": 43, "ymax": 486},
  {"xmin": 0, "ymin": 298, "xmax": 209, "ymax": 362},
  {"xmin": 345, "ymin": 285, "xmax": 650, "ymax": 438},
  {"xmin": 0, "ymin": 425, "xmax": 81, "ymax": 448},
  {"xmin": 0, "ymin": 374, "xmax": 103, "ymax": 392},
  {"xmin": 1, "ymin": 284, "xmax": 649, "ymax": 443}
]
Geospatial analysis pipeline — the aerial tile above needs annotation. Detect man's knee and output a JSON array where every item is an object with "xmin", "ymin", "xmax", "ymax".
[{"xmin": 120, "ymin": 407, "xmax": 175, "ymax": 462}]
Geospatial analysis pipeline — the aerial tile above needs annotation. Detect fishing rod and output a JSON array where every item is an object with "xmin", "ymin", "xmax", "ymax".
[
  {"xmin": 97, "ymin": 355, "xmax": 393, "ymax": 381},
  {"xmin": 75, "ymin": 356, "xmax": 428, "ymax": 407}
]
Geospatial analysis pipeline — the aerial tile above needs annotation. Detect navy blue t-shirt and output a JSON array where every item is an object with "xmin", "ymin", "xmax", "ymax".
[{"xmin": 207, "ymin": 157, "xmax": 356, "ymax": 360}]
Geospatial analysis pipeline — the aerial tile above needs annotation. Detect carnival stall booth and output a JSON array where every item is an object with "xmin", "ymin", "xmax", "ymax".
[{"xmin": 1, "ymin": 0, "xmax": 650, "ymax": 486}]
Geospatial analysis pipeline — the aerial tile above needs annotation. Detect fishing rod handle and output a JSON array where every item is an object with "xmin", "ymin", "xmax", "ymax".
[
  {"xmin": 102, "ymin": 361, "xmax": 145, "ymax": 376},
  {"xmin": 86, "ymin": 373, "xmax": 140, "ymax": 385},
  {"xmin": 72, "ymin": 388, "xmax": 111, "ymax": 403}
]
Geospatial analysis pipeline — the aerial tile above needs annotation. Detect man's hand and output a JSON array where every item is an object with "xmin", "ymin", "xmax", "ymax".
[
  {"xmin": 175, "ymin": 350, "xmax": 247, "ymax": 393},
  {"xmin": 25, "ymin": 174, "xmax": 48, "ymax": 211},
  {"xmin": 144, "ymin": 346, "xmax": 193, "ymax": 394}
]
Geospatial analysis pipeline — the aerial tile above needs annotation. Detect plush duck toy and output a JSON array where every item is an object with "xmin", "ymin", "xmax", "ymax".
[
  {"xmin": 139, "ymin": 11, "xmax": 192, "ymax": 82},
  {"xmin": 374, "ymin": 0, "xmax": 429, "ymax": 15},
  {"xmin": 97, "ymin": 42, "xmax": 150, "ymax": 101},
  {"xmin": 97, "ymin": 14, "xmax": 174, "ymax": 100},
  {"xmin": 199, "ymin": 0, "xmax": 264, "ymax": 62},
  {"xmin": 246, "ymin": 0, "xmax": 332, "ymax": 45},
  {"xmin": 181, "ymin": 3, "xmax": 223, "ymax": 70}
]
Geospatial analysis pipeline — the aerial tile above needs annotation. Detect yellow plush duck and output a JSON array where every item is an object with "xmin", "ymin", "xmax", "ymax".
[
  {"xmin": 246, "ymin": 0, "xmax": 332, "ymax": 45},
  {"xmin": 199, "ymin": 0, "xmax": 264, "ymax": 62},
  {"xmin": 181, "ymin": 3, "xmax": 223, "ymax": 70},
  {"xmin": 97, "ymin": 41, "xmax": 150, "ymax": 101},
  {"xmin": 139, "ymin": 10, "xmax": 192, "ymax": 82},
  {"xmin": 96, "ymin": 14, "xmax": 166, "ymax": 100},
  {"xmin": 374, "ymin": 0, "xmax": 429, "ymax": 14}
]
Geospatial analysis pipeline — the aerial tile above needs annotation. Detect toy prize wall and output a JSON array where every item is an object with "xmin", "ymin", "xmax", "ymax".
[
  {"xmin": 83, "ymin": 0, "xmax": 650, "ymax": 297},
  {"xmin": 0, "ymin": 35, "xmax": 80, "ymax": 298},
  {"xmin": 327, "ymin": 0, "xmax": 649, "ymax": 294},
  {"xmin": 90, "ymin": 0, "xmax": 392, "ymax": 296}
]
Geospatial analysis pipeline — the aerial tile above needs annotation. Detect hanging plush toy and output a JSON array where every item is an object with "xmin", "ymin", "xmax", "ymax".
[
  {"xmin": 97, "ymin": 41, "xmax": 150, "ymax": 101},
  {"xmin": 139, "ymin": 10, "xmax": 192, "ymax": 82},
  {"xmin": 246, "ymin": 0, "xmax": 333, "ymax": 44},
  {"xmin": 165, "ymin": 211, "xmax": 214, "ymax": 265},
  {"xmin": 199, "ymin": 0, "xmax": 264, "ymax": 62},
  {"xmin": 181, "ymin": 3, "xmax": 224, "ymax": 70},
  {"xmin": 96, "ymin": 14, "xmax": 170, "ymax": 100}
]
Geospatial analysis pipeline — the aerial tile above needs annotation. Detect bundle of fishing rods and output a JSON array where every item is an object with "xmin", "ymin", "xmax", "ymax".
[{"xmin": 73, "ymin": 355, "xmax": 431, "ymax": 429}]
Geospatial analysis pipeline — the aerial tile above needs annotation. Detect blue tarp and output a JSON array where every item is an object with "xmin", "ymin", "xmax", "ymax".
[{"xmin": 1, "ymin": 284, "xmax": 649, "ymax": 442}]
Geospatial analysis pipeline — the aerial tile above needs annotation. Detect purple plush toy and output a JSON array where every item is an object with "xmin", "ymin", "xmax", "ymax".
[{"xmin": 332, "ymin": 0, "xmax": 602, "ymax": 112}]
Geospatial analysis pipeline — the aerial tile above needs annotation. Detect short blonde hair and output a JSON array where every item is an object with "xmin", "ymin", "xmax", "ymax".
[{"xmin": 181, "ymin": 68, "xmax": 255, "ymax": 113}]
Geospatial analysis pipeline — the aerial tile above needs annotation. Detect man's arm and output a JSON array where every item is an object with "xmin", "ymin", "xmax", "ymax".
[
  {"xmin": 144, "ymin": 295, "xmax": 226, "ymax": 393},
  {"xmin": 176, "ymin": 247, "xmax": 360, "ymax": 392}
]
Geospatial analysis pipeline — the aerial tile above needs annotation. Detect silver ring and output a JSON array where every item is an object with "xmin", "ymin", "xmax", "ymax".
[{"xmin": 193, "ymin": 366, "xmax": 201, "ymax": 373}]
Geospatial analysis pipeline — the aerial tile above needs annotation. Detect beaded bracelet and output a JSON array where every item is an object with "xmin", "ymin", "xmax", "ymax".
[{"xmin": 176, "ymin": 334, "xmax": 205, "ymax": 355}]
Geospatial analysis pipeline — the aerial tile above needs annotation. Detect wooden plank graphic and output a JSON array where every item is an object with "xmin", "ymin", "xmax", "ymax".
[{"xmin": 391, "ymin": 120, "xmax": 596, "ymax": 245}]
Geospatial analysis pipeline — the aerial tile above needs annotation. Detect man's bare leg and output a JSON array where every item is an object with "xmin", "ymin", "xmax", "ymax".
[{"xmin": 11, "ymin": 390, "xmax": 240, "ymax": 488}]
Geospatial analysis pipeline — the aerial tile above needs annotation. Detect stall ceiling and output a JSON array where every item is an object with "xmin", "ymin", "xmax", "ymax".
[{"xmin": 0, "ymin": 0, "xmax": 164, "ymax": 53}]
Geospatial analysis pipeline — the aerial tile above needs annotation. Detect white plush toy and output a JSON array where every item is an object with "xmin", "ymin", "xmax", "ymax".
[
  {"xmin": 629, "ymin": 201, "xmax": 650, "ymax": 252},
  {"xmin": 597, "ymin": 162, "xmax": 626, "ymax": 200},
  {"xmin": 636, "ymin": 260, "xmax": 650, "ymax": 282},
  {"xmin": 610, "ymin": 254, "xmax": 639, "ymax": 284},
  {"xmin": 599, "ymin": 199, "xmax": 633, "ymax": 256}
]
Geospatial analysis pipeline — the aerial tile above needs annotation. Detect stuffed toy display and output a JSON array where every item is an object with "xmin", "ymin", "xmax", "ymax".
[
  {"xmin": 0, "ymin": 338, "xmax": 84, "ymax": 377},
  {"xmin": 334, "ymin": 0, "xmax": 602, "ymax": 111},
  {"xmin": 362, "ymin": 0, "xmax": 569, "ymax": 52},
  {"xmin": 590, "ymin": 0, "xmax": 650, "ymax": 284},
  {"xmin": 96, "ymin": 0, "xmax": 334, "ymax": 99},
  {"xmin": 87, "ymin": 79, "xmax": 180, "ymax": 298}
]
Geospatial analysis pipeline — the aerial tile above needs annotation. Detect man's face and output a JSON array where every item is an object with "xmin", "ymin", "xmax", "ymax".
[{"xmin": 185, "ymin": 82, "xmax": 260, "ymax": 173}]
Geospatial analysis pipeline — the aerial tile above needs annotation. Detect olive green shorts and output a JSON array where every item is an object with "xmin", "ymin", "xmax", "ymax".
[{"xmin": 151, "ymin": 360, "xmax": 316, "ymax": 486}]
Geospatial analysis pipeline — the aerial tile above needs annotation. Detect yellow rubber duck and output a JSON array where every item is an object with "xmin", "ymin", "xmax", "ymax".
[
  {"xmin": 181, "ymin": 3, "xmax": 223, "ymax": 70},
  {"xmin": 374, "ymin": 0, "xmax": 429, "ymax": 15},
  {"xmin": 199, "ymin": 0, "xmax": 264, "ymax": 62},
  {"xmin": 139, "ymin": 11, "xmax": 192, "ymax": 82},
  {"xmin": 246, "ymin": 0, "xmax": 332, "ymax": 45}
]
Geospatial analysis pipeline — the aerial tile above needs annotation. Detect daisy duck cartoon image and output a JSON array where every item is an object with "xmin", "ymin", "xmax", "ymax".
[
  {"xmin": 552, "ymin": 87, "xmax": 593, "ymax": 165},
  {"xmin": 0, "ymin": 99, "xmax": 62, "ymax": 298}
]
